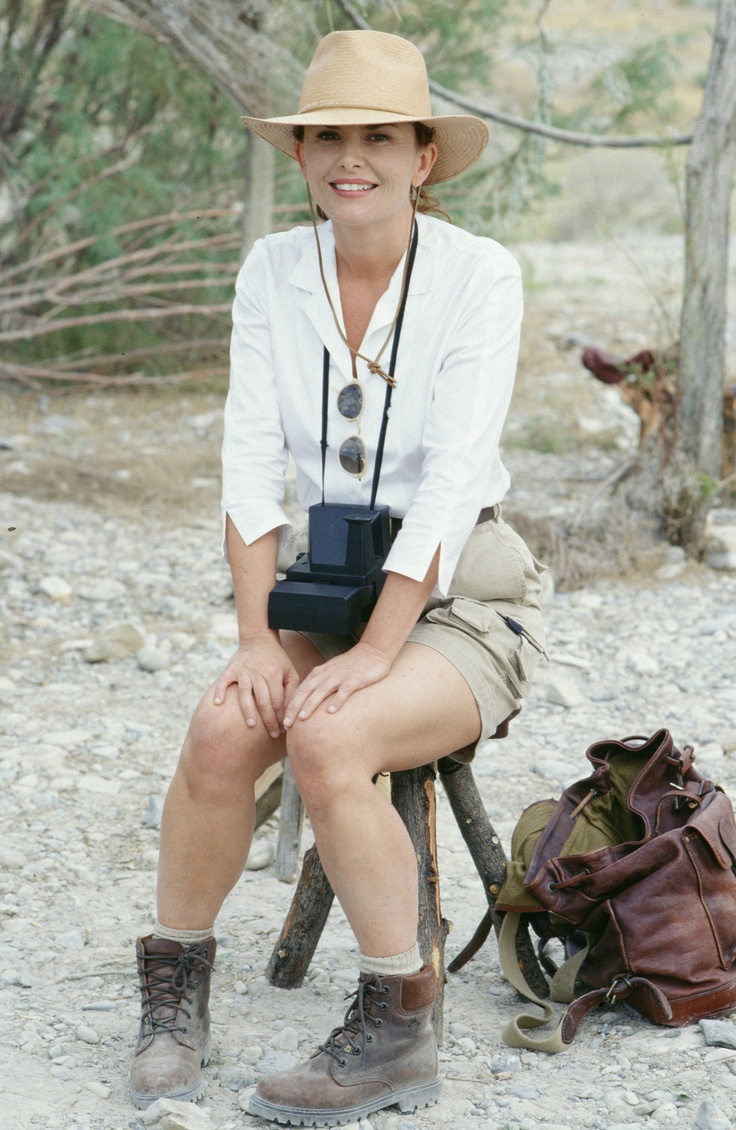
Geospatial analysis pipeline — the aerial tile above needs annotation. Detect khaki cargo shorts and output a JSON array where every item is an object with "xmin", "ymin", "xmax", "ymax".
[{"xmin": 299, "ymin": 512, "xmax": 548, "ymax": 758}]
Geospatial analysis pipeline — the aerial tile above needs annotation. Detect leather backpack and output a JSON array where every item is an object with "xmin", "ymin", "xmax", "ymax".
[{"xmin": 494, "ymin": 730, "xmax": 736, "ymax": 1050}]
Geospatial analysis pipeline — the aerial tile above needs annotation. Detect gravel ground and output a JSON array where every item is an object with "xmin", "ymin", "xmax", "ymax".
[{"xmin": 2, "ymin": 237, "xmax": 736, "ymax": 1130}]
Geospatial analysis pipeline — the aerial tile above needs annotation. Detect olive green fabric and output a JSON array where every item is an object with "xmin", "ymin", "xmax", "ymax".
[{"xmin": 496, "ymin": 749, "xmax": 646, "ymax": 912}]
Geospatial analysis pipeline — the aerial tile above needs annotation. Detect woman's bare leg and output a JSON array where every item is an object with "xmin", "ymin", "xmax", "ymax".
[
  {"xmin": 157, "ymin": 633, "xmax": 325, "ymax": 929},
  {"xmin": 286, "ymin": 641, "xmax": 482, "ymax": 956}
]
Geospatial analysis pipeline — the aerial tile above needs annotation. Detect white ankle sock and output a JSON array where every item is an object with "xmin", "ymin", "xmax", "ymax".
[
  {"xmin": 359, "ymin": 944, "xmax": 422, "ymax": 977},
  {"xmin": 153, "ymin": 919, "xmax": 215, "ymax": 945}
]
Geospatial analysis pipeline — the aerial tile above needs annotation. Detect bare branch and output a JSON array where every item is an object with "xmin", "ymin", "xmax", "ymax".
[
  {"xmin": 0, "ymin": 301, "xmax": 231, "ymax": 342},
  {"xmin": 0, "ymin": 359, "xmax": 227, "ymax": 386},
  {"xmin": 334, "ymin": 0, "xmax": 693, "ymax": 149}
]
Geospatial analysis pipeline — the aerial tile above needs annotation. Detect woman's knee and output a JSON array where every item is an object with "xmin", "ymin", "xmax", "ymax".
[
  {"xmin": 286, "ymin": 712, "xmax": 366, "ymax": 810},
  {"xmin": 179, "ymin": 695, "xmax": 277, "ymax": 796}
]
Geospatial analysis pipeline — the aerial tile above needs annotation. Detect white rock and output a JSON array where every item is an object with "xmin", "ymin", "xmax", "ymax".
[
  {"xmin": 85, "ymin": 1080, "xmax": 112, "ymax": 1099},
  {"xmin": 137, "ymin": 639, "xmax": 172, "ymax": 672},
  {"xmin": 84, "ymin": 622, "xmax": 145, "ymax": 663},
  {"xmin": 39, "ymin": 575, "xmax": 73, "ymax": 600},
  {"xmin": 140, "ymin": 1097, "xmax": 216, "ymax": 1129},
  {"xmin": 77, "ymin": 774, "xmax": 120, "ymax": 795},
  {"xmin": 274, "ymin": 1025, "xmax": 299, "ymax": 1052},
  {"xmin": 699, "ymin": 1018, "xmax": 736, "ymax": 1050},
  {"xmin": 245, "ymin": 840, "xmax": 275, "ymax": 871},
  {"xmin": 625, "ymin": 649, "xmax": 660, "ymax": 677},
  {"xmin": 694, "ymin": 1098, "xmax": 734, "ymax": 1130},
  {"xmin": 76, "ymin": 1024, "xmax": 100, "ymax": 1044},
  {"xmin": 78, "ymin": 578, "xmax": 127, "ymax": 601},
  {"xmin": 544, "ymin": 673, "xmax": 586, "ymax": 708}
]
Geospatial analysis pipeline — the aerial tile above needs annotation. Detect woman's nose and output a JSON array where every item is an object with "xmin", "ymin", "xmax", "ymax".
[{"xmin": 337, "ymin": 141, "xmax": 364, "ymax": 168}]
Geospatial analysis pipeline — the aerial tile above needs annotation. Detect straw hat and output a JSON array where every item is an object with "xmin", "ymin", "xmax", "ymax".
[{"xmin": 241, "ymin": 30, "xmax": 489, "ymax": 185}]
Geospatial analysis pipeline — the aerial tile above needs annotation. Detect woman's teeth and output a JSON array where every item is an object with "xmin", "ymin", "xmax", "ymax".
[{"xmin": 333, "ymin": 183, "xmax": 374, "ymax": 192}]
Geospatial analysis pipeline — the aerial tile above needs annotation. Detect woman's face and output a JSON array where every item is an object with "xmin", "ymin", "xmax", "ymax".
[{"xmin": 294, "ymin": 123, "xmax": 437, "ymax": 229}]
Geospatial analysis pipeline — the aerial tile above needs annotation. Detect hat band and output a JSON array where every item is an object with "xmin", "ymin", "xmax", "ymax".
[{"xmin": 298, "ymin": 99, "xmax": 430, "ymax": 117}]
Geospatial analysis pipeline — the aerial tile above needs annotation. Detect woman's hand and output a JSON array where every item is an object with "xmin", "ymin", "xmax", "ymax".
[
  {"xmin": 212, "ymin": 634, "xmax": 300, "ymax": 738},
  {"xmin": 283, "ymin": 640, "xmax": 391, "ymax": 728}
]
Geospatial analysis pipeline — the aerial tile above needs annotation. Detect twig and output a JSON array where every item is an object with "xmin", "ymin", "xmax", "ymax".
[{"xmin": 334, "ymin": 0, "xmax": 693, "ymax": 150}]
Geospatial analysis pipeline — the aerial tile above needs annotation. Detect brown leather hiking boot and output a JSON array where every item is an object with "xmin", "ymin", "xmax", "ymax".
[
  {"xmin": 129, "ymin": 934, "xmax": 216, "ymax": 1110},
  {"xmin": 248, "ymin": 965, "xmax": 441, "ymax": 1127}
]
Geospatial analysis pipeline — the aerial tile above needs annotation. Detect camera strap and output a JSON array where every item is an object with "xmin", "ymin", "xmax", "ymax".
[{"xmin": 321, "ymin": 219, "xmax": 419, "ymax": 509}]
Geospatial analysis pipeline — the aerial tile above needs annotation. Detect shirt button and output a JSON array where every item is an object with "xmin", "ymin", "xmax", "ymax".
[{"xmin": 351, "ymin": 487, "xmax": 360, "ymax": 498}]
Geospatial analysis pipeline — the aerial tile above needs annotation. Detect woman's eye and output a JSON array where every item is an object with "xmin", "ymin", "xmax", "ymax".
[
  {"xmin": 369, "ymin": 133, "xmax": 390, "ymax": 142},
  {"xmin": 316, "ymin": 131, "xmax": 339, "ymax": 141}
]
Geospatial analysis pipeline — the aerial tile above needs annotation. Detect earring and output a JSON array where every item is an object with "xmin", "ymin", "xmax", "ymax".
[{"xmin": 410, "ymin": 185, "xmax": 420, "ymax": 204}]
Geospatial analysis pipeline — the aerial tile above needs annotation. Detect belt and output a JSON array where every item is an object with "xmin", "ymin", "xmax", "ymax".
[{"xmin": 389, "ymin": 504, "xmax": 499, "ymax": 543}]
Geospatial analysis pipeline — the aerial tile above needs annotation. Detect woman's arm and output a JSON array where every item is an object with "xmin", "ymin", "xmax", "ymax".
[
  {"xmin": 212, "ymin": 517, "xmax": 299, "ymax": 738},
  {"xmin": 283, "ymin": 547, "xmax": 439, "ymax": 726}
]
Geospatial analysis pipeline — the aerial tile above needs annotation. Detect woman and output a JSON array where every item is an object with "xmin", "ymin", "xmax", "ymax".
[{"xmin": 130, "ymin": 29, "xmax": 547, "ymax": 1126}]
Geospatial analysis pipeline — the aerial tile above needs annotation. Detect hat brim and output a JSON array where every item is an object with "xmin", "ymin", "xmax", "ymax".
[{"xmin": 240, "ymin": 109, "xmax": 489, "ymax": 185}]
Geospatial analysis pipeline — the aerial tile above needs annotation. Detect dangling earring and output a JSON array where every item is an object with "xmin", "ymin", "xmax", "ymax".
[{"xmin": 410, "ymin": 184, "xmax": 420, "ymax": 205}]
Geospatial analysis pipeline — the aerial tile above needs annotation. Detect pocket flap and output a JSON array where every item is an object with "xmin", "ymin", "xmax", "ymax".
[
  {"xmin": 692, "ymin": 809, "xmax": 736, "ymax": 870},
  {"xmin": 448, "ymin": 597, "xmax": 495, "ymax": 633}
]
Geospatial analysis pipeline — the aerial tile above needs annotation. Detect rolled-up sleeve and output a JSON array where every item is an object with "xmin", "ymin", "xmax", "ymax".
[
  {"xmin": 221, "ymin": 241, "xmax": 291, "ymax": 557},
  {"xmin": 383, "ymin": 251, "xmax": 522, "ymax": 595}
]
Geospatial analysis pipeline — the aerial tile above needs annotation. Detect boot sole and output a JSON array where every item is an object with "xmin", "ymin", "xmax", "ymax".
[
  {"xmin": 129, "ymin": 1031, "xmax": 212, "ymax": 1110},
  {"xmin": 247, "ymin": 1075, "xmax": 442, "ymax": 1127}
]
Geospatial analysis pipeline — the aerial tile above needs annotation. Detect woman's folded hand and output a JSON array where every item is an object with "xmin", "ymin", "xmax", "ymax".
[
  {"xmin": 283, "ymin": 640, "xmax": 391, "ymax": 728},
  {"xmin": 212, "ymin": 633, "xmax": 300, "ymax": 739}
]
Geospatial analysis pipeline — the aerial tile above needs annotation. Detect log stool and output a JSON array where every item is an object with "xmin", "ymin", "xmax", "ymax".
[{"xmin": 264, "ymin": 711, "xmax": 546, "ymax": 1041}]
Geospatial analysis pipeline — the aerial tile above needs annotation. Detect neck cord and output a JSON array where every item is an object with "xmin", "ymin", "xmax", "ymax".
[
  {"xmin": 320, "ymin": 220, "xmax": 419, "ymax": 510},
  {"xmin": 308, "ymin": 188, "xmax": 420, "ymax": 388}
]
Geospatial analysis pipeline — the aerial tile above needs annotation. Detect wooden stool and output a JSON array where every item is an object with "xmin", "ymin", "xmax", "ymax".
[{"xmin": 264, "ymin": 712, "xmax": 546, "ymax": 1041}]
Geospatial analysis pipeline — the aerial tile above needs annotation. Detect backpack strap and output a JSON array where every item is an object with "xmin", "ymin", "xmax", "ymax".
[
  {"xmin": 498, "ymin": 914, "xmax": 673, "ymax": 1051},
  {"xmin": 498, "ymin": 913, "xmax": 589, "ymax": 1052}
]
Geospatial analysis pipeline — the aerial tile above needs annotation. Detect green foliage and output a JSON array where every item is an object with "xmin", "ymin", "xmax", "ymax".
[{"xmin": 0, "ymin": 7, "xmax": 245, "ymax": 377}]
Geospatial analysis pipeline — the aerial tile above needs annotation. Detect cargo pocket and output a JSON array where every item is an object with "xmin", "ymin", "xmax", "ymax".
[{"xmin": 492, "ymin": 611, "xmax": 545, "ymax": 695}]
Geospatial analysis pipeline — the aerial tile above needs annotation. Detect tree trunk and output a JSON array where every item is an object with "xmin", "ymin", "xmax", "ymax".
[{"xmin": 675, "ymin": 0, "xmax": 736, "ymax": 543}]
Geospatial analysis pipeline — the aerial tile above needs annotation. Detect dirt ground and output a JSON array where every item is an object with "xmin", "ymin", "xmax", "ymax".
[{"xmin": 2, "ymin": 234, "xmax": 736, "ymax": 1130}]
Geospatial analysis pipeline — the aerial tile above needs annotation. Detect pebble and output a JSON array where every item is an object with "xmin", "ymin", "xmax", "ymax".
[
  {"xmin": 38, "ymin": 575, "xmax": 73, "ymax": 600},
  {"xmin": 76, "ymin": 1023, "xmax": 100, "ymax": 1044},
  {"xmin": 78, "ymin": 578, "xmax": 127, "ymax": 601},
  {"xmin": 140, "ymin": 1098, "xmax": 216, "ymax": 1128},
  {"xmin": 699, "ymin": 1018, "xmax": 736, "ymax": 1049},
  {"xmin": 137, "ymin": 638, "xmax": 172, "ymax": 672},
  {"xmin": 544, "ymin": 672, "xmax": 587, "ymax": 708},
  {"xmin": 694, "ymin": 1098, "xmax": 734, "ymax": 1130},
  {"xmin": 245, "ymin": 840, "xmax": 276, "ymax": 871},
  {"xmin": 84, "ymin": 622, "xmax": 145, "ymax": 662}
]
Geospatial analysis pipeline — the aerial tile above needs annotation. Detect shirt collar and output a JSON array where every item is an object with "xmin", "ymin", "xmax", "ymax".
[{"xmin": 288, "ymin": 213, "xmax": 436, "ymax": 369}]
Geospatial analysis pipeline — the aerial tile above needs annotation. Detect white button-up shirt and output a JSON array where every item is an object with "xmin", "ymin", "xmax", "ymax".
[{"xmin": 222, "ymin": 212, "xmax": 522, "ymax": 597}]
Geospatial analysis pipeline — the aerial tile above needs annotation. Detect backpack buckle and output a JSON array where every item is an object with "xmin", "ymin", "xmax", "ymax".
[{"xmin": 605, "ymin": 975, "xmax": 633, "ymax": 1004}]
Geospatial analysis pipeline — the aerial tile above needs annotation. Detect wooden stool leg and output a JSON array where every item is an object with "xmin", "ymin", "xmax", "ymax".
[
  {"xmin": 391, "ymin": 765, "xmax": 449, "ymax": 1044},
  {"xmin": 438, "ymin": 758, "xmax": 549, "ymax": 999},
  {"xmin": 266, "ymin": 844, "xmax": 335, "ymax": 988},
  {"xmin": 275, "ymin": 761, "xmax": 305, "ymax": 883}
]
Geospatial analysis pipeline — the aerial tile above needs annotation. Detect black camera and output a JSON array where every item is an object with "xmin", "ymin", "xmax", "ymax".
[{"xmin": 267, "ymin": 503, "xmax": 392, "ymax": 635}]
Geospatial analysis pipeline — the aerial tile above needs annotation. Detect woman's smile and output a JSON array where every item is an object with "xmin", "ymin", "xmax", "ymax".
[{"xmin": 295, "ymin": 123, "xmax": 436, "ymax": 229}]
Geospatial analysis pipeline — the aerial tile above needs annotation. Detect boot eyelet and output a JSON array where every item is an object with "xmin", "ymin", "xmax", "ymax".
[
  {"xmin": 353, "ymin": 1047, "xmax": 360, "ymax": 1056},
  {"xmin": 339, "ymin": 1059, "xmax": 346, "ymax": 1067},
  {"xmin": 379, "ymin": 1002, "xmax": 388, "ymax": 1011},
  {"xmin": 374, "ymin": 1019, "xmax": 383, "ymax": 1027}
]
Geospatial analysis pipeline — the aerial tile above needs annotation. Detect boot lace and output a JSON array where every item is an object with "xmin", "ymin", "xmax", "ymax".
[
  {"xmin": 139, "ymin": 943, "xmax": 214, "ymax": 1036},
  {"xmin": 319, "ymin": 974, "xmax": 391, "ymax": 1066}
]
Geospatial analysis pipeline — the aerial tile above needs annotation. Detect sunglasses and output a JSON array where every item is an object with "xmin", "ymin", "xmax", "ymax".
[{"xmin": 337, "ymin": 380, "xmax": 367, "ymax": 477}]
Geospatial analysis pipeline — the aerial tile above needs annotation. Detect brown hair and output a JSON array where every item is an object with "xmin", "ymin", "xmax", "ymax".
[{"xmin": 292, "ymin": 122, "xmax": 445, "ymax": 220}]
